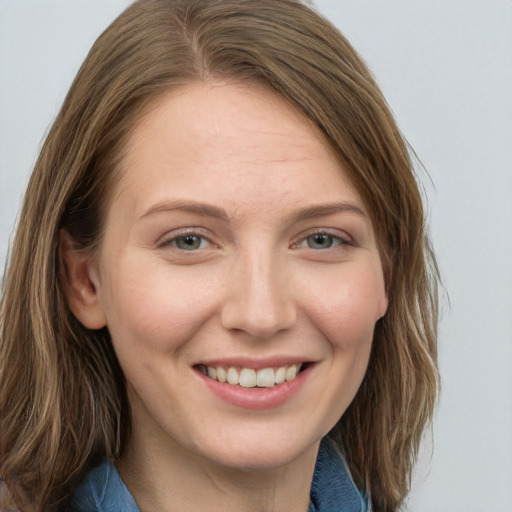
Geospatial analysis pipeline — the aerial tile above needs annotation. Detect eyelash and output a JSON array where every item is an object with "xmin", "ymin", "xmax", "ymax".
[
  {"xmin": 157, "ymin": 229, "xmax": 214, "ymax": 252},
  {"xmin": 157, "ymin": 228, "xmax": 353, "ymax": 253},
  {"xmin": 291, "ymin": 230, "xmax": 353, "ymax": 251}
]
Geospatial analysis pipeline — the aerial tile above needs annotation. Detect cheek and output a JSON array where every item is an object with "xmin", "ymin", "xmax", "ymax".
[
  {"xmin": 303, "ymin": 262, "xmax": 386, "ymax": 351},
  {"xmin": 100, "ymin": 257, "xmax": 222, "ymax": 354}
]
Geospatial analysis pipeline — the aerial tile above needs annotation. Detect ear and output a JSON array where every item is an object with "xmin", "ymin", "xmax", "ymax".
[
  {"xmin": 378, "ymin": 293, "xmax": 389, "ymax": 320},
  {"xmin": 59, "ymin": 229, "xmax": 107, "ymax": 330}
]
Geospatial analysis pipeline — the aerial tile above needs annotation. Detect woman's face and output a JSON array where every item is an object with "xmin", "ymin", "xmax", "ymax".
[{"xmin": 79, "ymin": 82, "xmax": 388, "ymax": 472}]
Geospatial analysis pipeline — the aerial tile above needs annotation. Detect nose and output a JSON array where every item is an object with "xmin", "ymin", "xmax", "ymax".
[{"xmin": 220, "ymin": 249, "xmax": 297, "ymax": 340}]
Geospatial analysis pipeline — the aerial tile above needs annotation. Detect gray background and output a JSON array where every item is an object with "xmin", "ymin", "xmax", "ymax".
[{"xmin": 1, "ymin": 1, "xmax": 511, "ymax": 511}]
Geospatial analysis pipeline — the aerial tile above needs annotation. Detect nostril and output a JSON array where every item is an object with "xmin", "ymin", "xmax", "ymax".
[{"xmin": 220, "ymin": 297, "xmax": 297, "ymax": 340}]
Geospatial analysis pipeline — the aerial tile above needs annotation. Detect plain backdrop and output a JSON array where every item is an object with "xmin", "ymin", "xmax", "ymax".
[{"xmin": 1, "ymin": 1, "xmax": 511, "ymax": 511}]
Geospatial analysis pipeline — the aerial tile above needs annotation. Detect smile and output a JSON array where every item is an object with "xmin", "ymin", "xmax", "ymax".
[{"xmin": 196, "ymin": 363, "xmax": 305, "ymax": 388}]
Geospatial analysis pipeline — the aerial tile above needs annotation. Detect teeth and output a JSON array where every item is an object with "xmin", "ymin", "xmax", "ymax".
[
  {"xmin": 285, "ymin": 365, "xmax": 299, "ymax": 381},
  {"xmin": 274, "ymin": 366, "xmax": 286, "ymax": 384},
  {"xmin": 200, "ymin": 363, "xmax": 304, "ymax": 388},
  {"xmin": 239, "ymin": 368, "xmax": 257, "ymax": 388},
  {"xmin": 227, "ymin": 367, "xmax": 239, "ymax": 385},
  {"xmin": 216, "ymin": 366, "xmax": 226, "ymax": 383},
  {"xmin": 256, "ymin": 368, "xmax": 275, "ymax": 388}
]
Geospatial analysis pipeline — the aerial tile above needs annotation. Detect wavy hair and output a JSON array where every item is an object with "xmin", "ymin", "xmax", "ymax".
[{"xmin": 0, "ymin": 1, "xmax": 439, "ymax": 510}]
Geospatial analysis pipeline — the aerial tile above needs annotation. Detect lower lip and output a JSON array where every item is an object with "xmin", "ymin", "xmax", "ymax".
[{"xmin": 196, "ymin": 366, "xmax": 313, "ymax": 410}]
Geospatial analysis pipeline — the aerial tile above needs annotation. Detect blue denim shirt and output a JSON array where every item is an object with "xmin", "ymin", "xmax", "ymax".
[{"xmin": 71, "ymin": 438, "xmax": 369, "ymax": 512}]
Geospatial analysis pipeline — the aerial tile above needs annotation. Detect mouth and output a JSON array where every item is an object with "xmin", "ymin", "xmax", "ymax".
[{"xmin": 194, "ymin": 362, "xmax": 311, "ymax": 389}]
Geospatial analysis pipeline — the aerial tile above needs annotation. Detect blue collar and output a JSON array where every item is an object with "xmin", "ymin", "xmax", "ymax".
[{"xmin": 71, "ymin": 438, "xmax": 368, "ymax": 512}]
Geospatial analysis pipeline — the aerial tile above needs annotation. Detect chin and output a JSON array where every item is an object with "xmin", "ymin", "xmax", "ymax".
[{"xmin": 193, "ymin": 430, "xmax": 321, "ymax": 474}]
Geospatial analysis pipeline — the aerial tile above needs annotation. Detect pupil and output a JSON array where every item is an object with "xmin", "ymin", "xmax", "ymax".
[
  {"xmin": 178, "ymin": 235, "xmax": 200, "ymax": 250},
  {"xmin": 309, "ymin": 233, "xmax": 332, "ymax": 249}
]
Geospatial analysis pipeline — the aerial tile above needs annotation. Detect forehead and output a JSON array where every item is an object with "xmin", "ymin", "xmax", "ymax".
[{"xmin": 113, "ymin": 81, "xmax": 365, "ymax": 220}]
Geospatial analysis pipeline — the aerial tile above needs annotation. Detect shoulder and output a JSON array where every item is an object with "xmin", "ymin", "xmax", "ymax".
[{"xmin": 70, "ymin": 460, "xmax": 140, "ymax": 512}]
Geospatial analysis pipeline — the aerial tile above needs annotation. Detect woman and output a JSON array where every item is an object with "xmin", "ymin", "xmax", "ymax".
[{"xmin": 0, "ymin": 0, "xmax": 439, "ymax": 511}]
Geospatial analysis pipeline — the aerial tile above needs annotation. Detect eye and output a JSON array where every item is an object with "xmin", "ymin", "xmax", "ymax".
[
  {"xmin": 290, "ymin": 229, "xmax": 355, "ymax": 254},
  {"xmin": 305, "ymin": 232, "xmax": 341, "ymax": 250},
  {"xmin": 176, "ymin": 234, "xmax": 207, "ymax": 250},
  {"xmin": 158, "ymin": 231, "xmax": 212, "ymax": 251}
]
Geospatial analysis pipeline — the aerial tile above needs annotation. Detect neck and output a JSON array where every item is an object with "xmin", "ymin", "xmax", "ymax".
[{"xmin": 117, "ymin": 425, "xmax": 319, "ymax": 512}]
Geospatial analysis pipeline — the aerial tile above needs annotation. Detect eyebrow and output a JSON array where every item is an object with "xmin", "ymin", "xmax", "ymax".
[
  {"xmin": 141, "ymin": 199, "xmax": 230, "ymax": 222},
  {"xmin": 291, "ymin": 202, "xmax": 368, "ymax": 223},
  {"xmin": 140, "ymin": 199, "xmax": 367, "ymax": 224}
]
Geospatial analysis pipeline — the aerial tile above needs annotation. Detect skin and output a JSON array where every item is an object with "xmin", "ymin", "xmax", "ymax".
[{"xmin": 63, "ymin": 81, "xmax": 388, "ymax": 512}]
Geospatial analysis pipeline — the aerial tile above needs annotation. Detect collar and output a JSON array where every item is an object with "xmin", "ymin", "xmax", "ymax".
[
  {"xmin": 72, "ymin": 438, "xmax": 368, "ymax": 512},
  {"xmin": 308, "ymin": 437, "xmax": 368, "ymax": 512}
]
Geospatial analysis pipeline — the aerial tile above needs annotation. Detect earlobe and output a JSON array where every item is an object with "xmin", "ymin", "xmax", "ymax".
[
  {"xmin": 59, "ymin": 229, "xmax": 107, "ymax": 330},
  {"xmin": 378, "ymin": 291, "xmax": 389, "ymax": 320}
]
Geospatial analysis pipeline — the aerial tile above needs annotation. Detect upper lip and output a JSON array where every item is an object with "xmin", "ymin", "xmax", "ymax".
[{"xmin": 193, "ymin": 357, "xmax": 315, "ymax": 370}]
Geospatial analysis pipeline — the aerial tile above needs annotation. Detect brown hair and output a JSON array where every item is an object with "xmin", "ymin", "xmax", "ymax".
[{"xmin": 0, "ymin": 1, "xmax": 439, "ymax": 510}]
